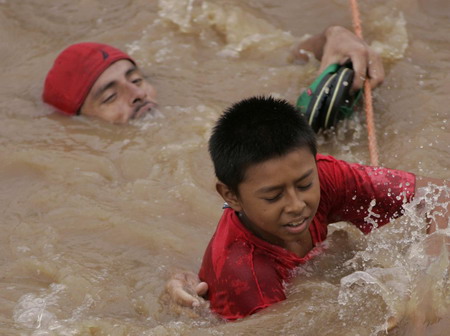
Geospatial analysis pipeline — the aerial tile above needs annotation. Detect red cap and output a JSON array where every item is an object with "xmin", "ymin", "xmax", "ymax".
[{"xmin": 43, "ymin": 42, "xmax": 134, "ymax": 116}]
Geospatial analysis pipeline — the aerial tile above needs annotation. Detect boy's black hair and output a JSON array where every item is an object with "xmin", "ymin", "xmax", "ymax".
[{"xmin": 209, "ymin": 96, "xmax": 317, "ymax": 193}]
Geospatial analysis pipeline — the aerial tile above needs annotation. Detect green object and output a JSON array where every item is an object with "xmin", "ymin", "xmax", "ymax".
[{"xmin": 296, "ymin": 63, "xmax": 362, "ymax": 133}]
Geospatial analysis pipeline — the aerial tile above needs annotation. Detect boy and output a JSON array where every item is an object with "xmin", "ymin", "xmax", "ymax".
[{"xmin": 198, "ymin": 96, "xmax": 448, "ymax": 320}]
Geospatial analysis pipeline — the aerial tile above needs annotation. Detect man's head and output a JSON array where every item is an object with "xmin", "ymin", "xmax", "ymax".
[
  {"xmin": 209, "ymin": 96, "xmax": 320, "ymax": 248},
  {"xmin": 43, "ymin": 42, "xmax": 157, "ymax": 124}
]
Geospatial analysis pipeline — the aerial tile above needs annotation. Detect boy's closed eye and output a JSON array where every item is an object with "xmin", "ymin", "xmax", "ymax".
[
  {"xmin": 263, "ymin": 193, "xmax": 283, "ymax": 203},
  {"xmin": 297, "ymin": 182, "xmax": 313, "ymax": 191},
  {"xmin": 262, "ymin": 182, "xmax": 313, "ymax": 202}
]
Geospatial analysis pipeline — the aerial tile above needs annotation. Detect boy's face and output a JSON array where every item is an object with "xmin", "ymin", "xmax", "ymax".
[
  {"xmin": 80, "ymin": 60, "xmax": 157, "ymax": 124},
  {"xmin": 218, "ymin": 147, "xmax": 320, "ymax": 249}
]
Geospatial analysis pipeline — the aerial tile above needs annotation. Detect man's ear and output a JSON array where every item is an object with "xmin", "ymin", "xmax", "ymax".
[{"xmin": 216, "ymin": 182, "xmax": 242, "ymax": 212}]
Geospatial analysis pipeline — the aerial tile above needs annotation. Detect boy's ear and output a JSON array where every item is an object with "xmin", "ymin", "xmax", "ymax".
[{"xmin": 216, "ymin": 182, "xmax": 243, "ymax": 212}]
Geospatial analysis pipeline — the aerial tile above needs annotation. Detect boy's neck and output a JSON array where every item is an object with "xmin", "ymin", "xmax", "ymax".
[{"xmin": 285, "ymin": 236, "xmax": 314, "ymax": 258}]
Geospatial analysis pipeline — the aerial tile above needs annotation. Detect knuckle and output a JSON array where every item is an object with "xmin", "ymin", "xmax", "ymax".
[{"xmin": 355, "ymin": 45, "xmax": 369, "ymax": 58}]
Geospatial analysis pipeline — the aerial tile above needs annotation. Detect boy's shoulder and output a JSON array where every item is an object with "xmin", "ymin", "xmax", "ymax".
[
  {"xmin": 315, "ymin": 154, "xmax": 349, "ymax": 186},
  {"xmin": 199, "ymin": 209, "xmax": 252, "ymax": 278},
  {"xmin": 316, "ymin": 153, "xmax": 336, "ymax": 162},
  {"xmin": 315, "ymin": 154, "xmax": 345, "ymax": 173},
  {"xmin": 203, "ymin": 209, "xmax": 273, "ymax": 271},
  {"xmin": 316, "ymin": 153, "xmax": 349, "ymax": 168}
]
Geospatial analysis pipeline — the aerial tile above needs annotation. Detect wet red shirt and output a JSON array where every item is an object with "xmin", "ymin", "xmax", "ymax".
[{"xmin": 198, "ymin": 155, "xmax": 416, "ymax": 320}]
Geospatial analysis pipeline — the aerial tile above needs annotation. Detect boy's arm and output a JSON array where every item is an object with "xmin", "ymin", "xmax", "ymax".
[
  {"xmin": 414, "ymin": 176, "xmax": 449, "ymax": 234},
  {"xmin": 293, "ymin": 25, "xmax": 384, "ymax": 92}
]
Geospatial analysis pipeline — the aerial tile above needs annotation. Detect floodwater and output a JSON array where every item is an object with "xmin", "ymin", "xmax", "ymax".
[{"xmin": 0, "ymin": 0, "xmax": 449, "ymax": 335}]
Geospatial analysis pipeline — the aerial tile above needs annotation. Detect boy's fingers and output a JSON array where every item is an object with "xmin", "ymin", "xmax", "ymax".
[
  {"xmin": 174, "ymin": 287, "xmax": 200, "ymax": 307},
  {"xmin": 195, "ymin": 282, "xmax": 209, "ymax": 296},
  {"xmin": 166, "ymin": 279, "xmax": 199, "ymax": 307},
  {"xmin": 166, "ymin": 272, "xmax": 209, "ymax": 308}
]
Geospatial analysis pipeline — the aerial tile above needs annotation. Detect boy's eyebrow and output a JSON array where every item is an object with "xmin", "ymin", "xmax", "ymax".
[
  {"xmin": 92, "ymin": 64, "xmax": 138, "ymax": 101},
  {"xmin": 256, "ymin": 169, "xmax": 314, "ymax": 194}
]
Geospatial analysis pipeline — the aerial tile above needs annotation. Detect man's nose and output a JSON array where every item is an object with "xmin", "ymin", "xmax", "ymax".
[{"xmin": 128, "ymin": 83, "xmax": 147, "ymax": 105}]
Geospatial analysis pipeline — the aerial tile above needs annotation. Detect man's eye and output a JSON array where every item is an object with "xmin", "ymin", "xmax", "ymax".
[
  {"xmin": 132, "ymin": 77, "xmax": 143, "ymax": 84},
  {"xmin": 102, "ymin": 93, "xmax": 116, "ymax": 104}
]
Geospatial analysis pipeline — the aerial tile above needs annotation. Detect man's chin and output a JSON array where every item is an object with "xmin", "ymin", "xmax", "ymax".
[{"xmin": 128, "ymin": 107, "xmax": 164, "ymax": 124}]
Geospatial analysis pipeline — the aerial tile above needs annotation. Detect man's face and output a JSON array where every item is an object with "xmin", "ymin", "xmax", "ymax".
[
  {"xmin": 80, "ymin": 60, "xmax": 157, "ymax": 124},
  {"xmin": 220, "ymin": 147, "xmax": 320, "ymax": 249}
]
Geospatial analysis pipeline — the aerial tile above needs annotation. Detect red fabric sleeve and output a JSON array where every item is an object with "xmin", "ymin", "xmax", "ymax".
[{"xmin": 316, "ymin": 155, "xmax": 416, "ymax": 234}]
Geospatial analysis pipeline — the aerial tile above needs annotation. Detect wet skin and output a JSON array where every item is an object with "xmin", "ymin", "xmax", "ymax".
[{"xmin": 80, "ymin": 60, "xmax": 157, "ymax": 124}]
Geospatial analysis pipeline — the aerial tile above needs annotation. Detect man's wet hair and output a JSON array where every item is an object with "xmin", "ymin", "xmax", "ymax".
[{"xmin": 209, "ymin": 96, "xmax": 317, "ymax": 193}]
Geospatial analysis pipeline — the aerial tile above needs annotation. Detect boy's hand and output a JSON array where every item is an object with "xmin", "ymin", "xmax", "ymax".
[{"xmin": 166, "ymin": 271, "xmax": 209, "ymax": 308}]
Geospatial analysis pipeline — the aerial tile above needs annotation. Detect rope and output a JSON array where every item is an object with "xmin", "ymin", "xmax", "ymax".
[{"xmin": 349, "ymin": 0, "xmax": 379, "ymax": 166}]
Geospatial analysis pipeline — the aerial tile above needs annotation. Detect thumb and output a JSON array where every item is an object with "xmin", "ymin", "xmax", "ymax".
[{"xmin": 195, "ymin": 282, "xmax": 208, "ymax": 296}]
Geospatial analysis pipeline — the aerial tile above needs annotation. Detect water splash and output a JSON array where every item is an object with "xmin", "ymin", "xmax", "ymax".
[
  {"xmin": 337, "ymin": 182, "xmax": 449, "ymax": 334},
  {"xmin": 157, "ymin": 0, "xmax": 295, "ymax": 58},
  {"xmin": 13, "ymin": 283, "xmax": 65, "ymax": 331}
]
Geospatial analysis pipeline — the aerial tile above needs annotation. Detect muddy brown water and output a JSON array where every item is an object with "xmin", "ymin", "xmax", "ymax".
[{"xmin": 0, "ymin": 0, "xmax": 449, "ymax": 335}]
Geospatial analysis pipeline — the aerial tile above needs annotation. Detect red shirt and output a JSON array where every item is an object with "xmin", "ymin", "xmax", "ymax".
[{"xmin": 198, "ymin": 155, "xmax": 416, "ymax": 320}]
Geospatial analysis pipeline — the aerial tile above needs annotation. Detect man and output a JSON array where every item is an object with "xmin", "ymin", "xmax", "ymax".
[
  {"xmin": 43, "ymin": 42, "xmax": 158, "ymax": 124},
  {"xmin": 42, "ymin": 26, "xmax": 384, "ymax": 124}
]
